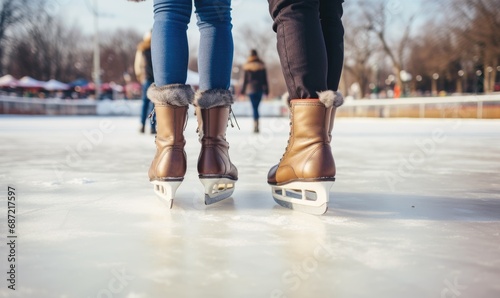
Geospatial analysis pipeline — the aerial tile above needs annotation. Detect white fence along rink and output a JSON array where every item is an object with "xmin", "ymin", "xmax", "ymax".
[{"xmin": 2, "ymin": 94, "xmax": 500, "ymax": 117}]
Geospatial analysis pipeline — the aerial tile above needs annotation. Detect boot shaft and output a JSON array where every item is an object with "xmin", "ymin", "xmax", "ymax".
[
  {"xmin": 147, "ymin": 83, "xmax": 194, "ymax": 149},
  {"xmin": 325, "ymin": 106, "xmax": 336, "ymax": 143},
  {"xmin": 288, "ymin": 99, "xmax": 332, "ymax": 152},
  {"xmin": 268, "ymin": 98, "xmax": 336, "ymax": 184},
  {"xmin": 146, "ymin": 83, "xmax": 193, "ymax": 181},
  {"xmin": 198, "ymin": 106, "xmax": 230, "ymax": 144},
  {"xmin": 155, "ymin": 105, "xmax": 188, "ymax": 147},
  {"xmin": 289, "ymin": 89, "xmax": 342, "ymax": 146},
  {"xmin": 196, "ymin": 106, "xmax": 237, "ymax": 179}
]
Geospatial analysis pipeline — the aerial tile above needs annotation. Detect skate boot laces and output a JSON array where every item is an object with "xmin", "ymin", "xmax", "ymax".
[
  {"xmin": 195, "ymin": 107, "xmax": 240, "ymax": 142},
  {"xmin": 229, "ymin": 107, "xmax": 240, "ymax": 130},
  {"xmin": 280, "ymin": 109, "xmax": 293, "ymax": 162}
]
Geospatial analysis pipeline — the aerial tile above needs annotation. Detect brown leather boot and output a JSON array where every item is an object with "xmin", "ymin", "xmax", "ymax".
[
  {"xmin": 195, "ymin": 89, "xmax": 238, "ymax": 205},
  {"xmin": 268, "ymin": 90, "xmax": 343, "ymax": 214},
  {"xmin": 147, "ymin": 83, "xmax": 194, "ymax": 207},
  {"xmin": 148, "ymin": 104, "xmax": 188, "ymax": 181}
]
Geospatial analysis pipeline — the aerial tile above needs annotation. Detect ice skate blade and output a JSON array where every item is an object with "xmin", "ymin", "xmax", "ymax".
[
  {"xmin": 270, "ymin": 181, "xmax": 334, "ymax": 215},
  {"xmin": 151, "ymin": 181, "xmax": 182, "ymax": 209},
  {"xmin": 200, "ymin": 178, "xmax": 236, "ymax": 205}
]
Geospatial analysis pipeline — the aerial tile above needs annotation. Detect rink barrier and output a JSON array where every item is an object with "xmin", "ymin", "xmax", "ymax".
[
  {"xmin": 0, "ymin": 96, "xmax": 96, "ymax": 115},
  {"xmin": 1, "ymin": 94, "xmax": 500, "ymax": 118},
  {"xmin": 339, "ymin": 94, "xmax": 500, "ymax": 119}
]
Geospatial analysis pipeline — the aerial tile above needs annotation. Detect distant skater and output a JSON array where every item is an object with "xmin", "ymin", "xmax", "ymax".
[
  {"xmin": 135, "ymin": 30, "xmax": 156, "ymax": 134},
  {"xmin": 266, "ymin": 0, "xmax": 345, "ymax": 214},
  {"xmin": 241, "ymin": 49, "xmax": 269, "ymax": 133}
]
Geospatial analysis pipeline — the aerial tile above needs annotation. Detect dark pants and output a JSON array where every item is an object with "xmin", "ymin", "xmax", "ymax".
[
  {"xmin": 248, "ymin": 92, "xmax": 263, "ymax": 121},
  {"xmin": 140, "ymin": 80, "xmax": 155, "ymax": 128},
  {"xmin": 268, "ymin": 0, "xmax": 344, "ymax": 99}
]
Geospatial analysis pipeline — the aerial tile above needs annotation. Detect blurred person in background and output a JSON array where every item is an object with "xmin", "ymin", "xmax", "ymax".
[
  {"xmin": 135, "ymin": 30, "xmax": 156, "ymax": 134},
  {"xmin": 129, "ymin": 0, "xmax": 237, "ymax": 207},
  {"xmin": 266, "ymin": 0, "xmax": 345, "ymax": 214},
  {"xmin": 241, "ymin": 49, "xmax": 269, "ymax": 133}
]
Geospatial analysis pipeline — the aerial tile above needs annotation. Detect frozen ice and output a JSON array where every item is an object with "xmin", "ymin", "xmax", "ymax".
[{"xmin": 0, "ymin": 115, "xmax": 499, "ymax": 297}]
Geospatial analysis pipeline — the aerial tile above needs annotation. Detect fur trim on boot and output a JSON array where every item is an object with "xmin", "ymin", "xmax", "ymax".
[
  {"xmin": 147, "ymin": 83, "xmax": 194, "ymax": 106},
  {"xmin": 194, "ymin": 89, "xmax": 234, "ymax": 109},
  {"xmin": 317, "ymin": 90, "xmax": 344, "ymax": 108},
  {"xmin": 281, "ymin": 92, "xmax": 290, "ymax": 106}
]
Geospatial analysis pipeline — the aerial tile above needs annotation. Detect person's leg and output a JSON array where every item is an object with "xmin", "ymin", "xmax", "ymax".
[
  {"xmin": 148, "ymin": 101, "xmax": 156, "ymax": 134},
  {"xmin": 193, "ymin": 0, "xmax": 237, "ymax": 204},
  {"xmin": 320, "ymin": 0, "xmax": 344, "ymax": 143},
  {"xmin": 268, "ymin": 0, "xmax": 327, "ymax": 99},
  {"xmin": 151, "ymin": 0, "xmax": 191, "ymax": 86},
  {"xmin": 249, "ymin": 92, "xmax": 262, "ymax": 121},
  {"xmin": 249, "ymin": 92, "xmax": 262, "ymax": 133},
  {"xmin": 139, "ymin": 80, "xmax": 151, "ymax": 133},
  {"xmin": 320, "ymin": 0, "xmax": 344, "ymax": 91},
  {"xmin": 267, "ymin": 0, "xmax": 344, "ymax": 214},
  {"xmin": 194, "ymin": 0, "xmax": 233, "ymax": 91},
  {"xmin": 139, "ymin": 79, "xmax": 155, "ymax": 132},
  {"xmin": 148, "ymin": 0, "xmax": 195, "ymax": 205}
]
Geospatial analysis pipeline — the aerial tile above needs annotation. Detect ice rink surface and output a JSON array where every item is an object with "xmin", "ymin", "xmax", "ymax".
[{"xmin": 1, "ymin": 115, "xmax": 499, "ymax": 298}]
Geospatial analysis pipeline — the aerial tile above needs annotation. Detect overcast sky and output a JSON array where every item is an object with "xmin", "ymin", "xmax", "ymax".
[
  {"xmin": 54, "ymin": 0, "xmax": 424, "ymax": 61},
  {"xmin": 56, "ymin": 0, "xmax": 272, "ymax": 36},
  {"xmin": 55, "ymin": 0, "xmax": 424, "ymax": 35}
]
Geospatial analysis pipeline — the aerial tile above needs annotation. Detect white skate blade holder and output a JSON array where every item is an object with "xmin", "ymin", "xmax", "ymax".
[
  {"xmin": 271, "ymin": 181, "xmax": 334, "ymax": 215},
  {"xmin": 151, "ymin": 181, "xmax": 182, "ymax": 209},
  {"xmin": 200, "ymin": 178, "xmax": 236, "ymax": 205}
]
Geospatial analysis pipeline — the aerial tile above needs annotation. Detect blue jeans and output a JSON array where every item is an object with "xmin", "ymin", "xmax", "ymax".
[
  {"xmin": 140, "ymin": 79, "xmax": 155, "ymax": 127},
  {"xmin": 248, "ymin": 92, "xmax": 263, "ymax": 121},
  {"xmin": 152, "ymin": 0, "xmax": 233, "ymax": 91}
]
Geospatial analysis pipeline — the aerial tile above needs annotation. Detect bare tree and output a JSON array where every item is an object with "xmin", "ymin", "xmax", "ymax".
[
  {"xmin": 7, "ymin": 15, "xmax": 143, "ymax": 85},
  {"xmin": 7, "ymin": 13, "xmax": 89, "ymax": 82},
  {"xmin": 443, "ymin": 0, "xmax": 500, "ymax": 93},
  {"xmin": 406, "ymin": 20, "xmax": 464, "ymax": 94},
  {"xmin": 234, "ymin": 23, "xmax": 276, "ymax": 63},
  {"xmin": 343, "ymin": 8, "xmax": 380, "ymax": 98},
  {"xmin": 361, "ymin": 0, "xmax": 415, "ymax": 90},
  {"xmin": 0, "ymin": 0, "xmax": 45, "ymax": 74},
  {"xmin": 100, "ymin": 29, "xmax": 142, "ymax": 84}
]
